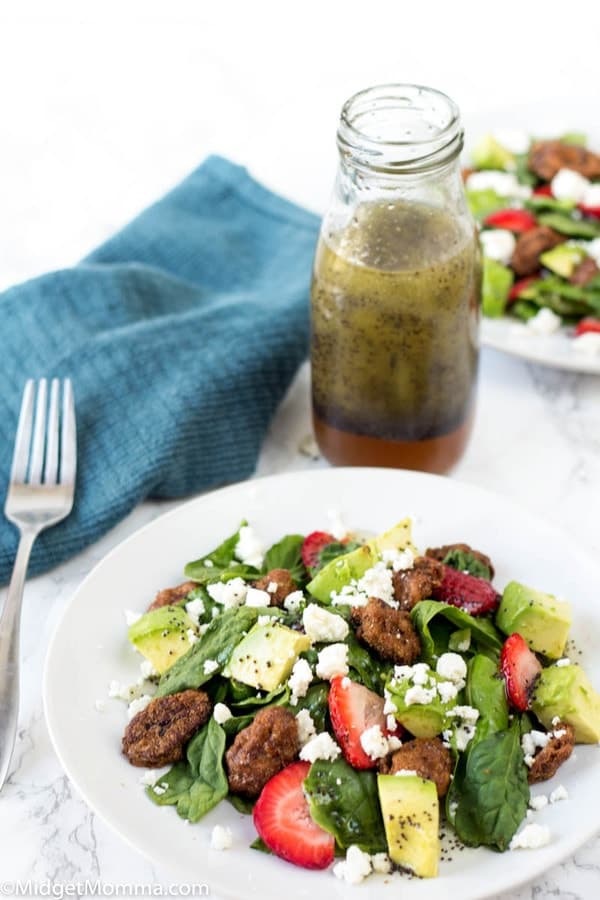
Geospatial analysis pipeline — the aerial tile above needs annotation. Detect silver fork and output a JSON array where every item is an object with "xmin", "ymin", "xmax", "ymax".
[{"xmin": 0, "ymin": 378, "xmax": 76, "ymax": 790}]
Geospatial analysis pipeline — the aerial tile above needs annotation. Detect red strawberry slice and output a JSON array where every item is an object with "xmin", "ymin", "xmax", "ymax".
[
  {"xmin": 533, "ymin": 184, "xmax": 553, "ymax": 197},
  {"xmin": 301, "ymin": 531, "xmax": 336, "ymax": 570},
  {"xmin": 508, "ymin": 275, "xmax": 540, "ymax": 302},
  {"xmin": 500, "ymin": 633, "xmax": 542, "ymax": 711},
  {"xmin": 253, "ymin": 761, "xmax": 334, "ymax": 870},
  {"xmin": 483, "ymin": 209, "xmax": 537, "ymax": 233},
  {"xmin": 575, "ymin": 317, "xmax": 600, "ymax": 336},
  {"xmin": 578, "ymin": 204, "xmax": 600, "ymax": 219},
  {"xmin": 328, "ymin": 675, "xmax": 390, "ymax": 769},
  {"xmin": 431, "ymin": 565, "xmax": 500, "ymax": 616}
]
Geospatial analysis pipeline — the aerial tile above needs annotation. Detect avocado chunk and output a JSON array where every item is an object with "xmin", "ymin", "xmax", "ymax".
[
  {"xmin": 224, "ymin": 622, "xmax": 311, "ymax": 692},
  {"xmin": 128, "ymin": 605, "xmax": 195, "ymax": 674},
  {"xmin": 539, "ymin": 244, "xmax": 585, "ymax": 278},
  {"xmin": 307, "ymin": 518, "xmax": 414, "ymax": 604},
  {"xmin": 496, "ymin": 581, "xmax": 572, "ymax": 660},
  {"xmin": 471, "ymin": 133, "xmax": 516, "ymax": 171},
  {"xmin": 377, "ymin": 774, "xmax": 439, "ymax": 877},
  {"xmin": 386, "ymin": 669, "xmax": 459, "ymax": 738},
  {"xmin": 531, "ymin": 663, "xmax": 600, "ymax": 743}
]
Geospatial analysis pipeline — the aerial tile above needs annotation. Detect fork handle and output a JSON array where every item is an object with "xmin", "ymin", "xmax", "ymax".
[{"xmin": 0, "ymin": 529, "xmax": 37, "ymax": 789}]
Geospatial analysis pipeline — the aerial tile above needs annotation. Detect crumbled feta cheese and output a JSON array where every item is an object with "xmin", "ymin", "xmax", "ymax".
[
  {"xmin": 327, "ymin": 508, "xmax": 348, "ymax": 541},
  {"xmin": 510, "ymin": 823, "xmax": 551, "ymax": 850},
  {"xmin": 386, "ymin": 713, "xmax": 397, "ymax": 733},
  {"xmin": 203, "ymin": 559, "xmax": 214, "ymax": 567},
  {"xmin": 492, "ymin": 128, "xmax": 530, "ymax": 155},
  {"xmin": 203, "ymin": 659, "xmax": 219, "ymax": 675},
  {"xmin": 124, "ymin": 609, "xmax": 142, "ymax": 626},
  {"xmin": 529, "ymin": 794, "xmax": 548, "ymax": 811},
  {"xmin": 341, "ymin": 676, "xmax": 351, "ymax": 688},
  {"xmin": 586, "ymin": 237, "xmax": 600, "ymax": 267},
  {"xmin": 210, "ymin": 825, "xmax": 233, "ymax": 850},
  {"xmin": 387, "ymin": 735, "xmax": 403, "ymax": 752},
  {"xmin": 555, "ymin": 658, "xmax": 571, "ymax": 667},
  {"xmin": 299, "ymin": 732, "xmax": 341, "ymax": 763},
  {"xmin": 186, "ymin": 628, "xmax": 198, "ymax": 645},
  {"xmin": 257, "ymin": 614, "xmax": 272, "ymax": 626},
  {"xmin": 447, "ymin": 705, "xmax": 480, "ymax": 724},
  {"xmin": 370, "ymin": 853, "xmax": 392, "ymax": 874},
  {"xmin": 296, "ymin": 709, "xmax": 317, "ymax": 746},
  {"xmin": 357, "ymin": 562, "xmax": 395, "ymax": 606},
  {"xmin": 360, "ymin": 725, "xmax": 390, "ymax": 761},
  {"xmin": 330, "ymin": 583, "xmax": 369, "ymax": 607},
  {"xmin": 437, "ymin": 681, "xmax": 459, "ymax": 703},
  {"xmin": 573, "ymin": 332, "xmax": 600, "ymax": 356},
  {"xmin": 383, "ymin": 697, "xmax": 397, "ymax": 716},
  {"xmin": 128, "ymin": 694, "xmax": 152, "ymax": 719},
  {"xmin": 316, "ymin": 643, "xmax": 349, "ymax": 680},
  {"xmin": 550, "ymin": 785, "xmax": 569, "ymax": 803},
  {"xmin": 94, "ymin": 699, "xmax": 106, "ymax": 713},
  {"xmin": 522, "ymin": 729, "xmax": 550, "ymax": 766},
  {"xmin": 207, "ymin": 577, "xmax": 248, "ymax": 609},
  {"xmin": 235, "ymin": 525, "xmax": 264, "ymax": 568},
  {"xmin": 152, "ymin": 784, "xmax": 167, "ymax": 796},
  {"xmin": 466, "ymin": 170, "xmax": 531, "ymax": 199},
  {"xmin": 404, "ymin": 685, "xmax": 437, "ymax": 706},
  {"xmin": 332, "ymin": 845, "xmax": 372, "ymax": 884},
  {"xmin": 245, "ymin": 587, "xmax": 271, "ymax": 607},
  {"xmin": 527, "ymin": 307, "xmax": 562, "ymax": 336},
  {"xmin": 583, "ymin": 183, "xmax": 600, "ymax": 208},
  {"xmin": 108, "ymin": 679, "xmax": 145, "ymax": 702},
  {"xmin": 411, "ymin": 662, "xmax": 431, "ymax": 686},
  {"xmin": 288, "ymin": 658, "xmax": 313, "ymax": 704},
  {"xmin": 553, "ymin": 728, "xmax": 567, "ymax": 739},
  {"xmin": 382, "ymin": 547, "xmax": 415, "ymax": 571},
  {"xmin": 303, "ymin": 604, "xmax": 349, "ymax": 643},
  {"xmin": 185, "ymin": 596, "xmax": 205, "ymax": 625},
  {"xmin": 551, "ymin": 715, "xmax": 561, "ymax": 726},
  {"xmin": 551, "ymin": 168, "xmax": 590, "ymax": 203},
  {"xmin": 454, "ymin": 723, "xmax": 477, "ymax": 751},
  {"xmin": 267, "ymin": 581, "xmax": 278, "ymax": 593},
  {"xmin": 284, "ymin": 590, "xmax": 304, "ymax": 612},
  {"xmin": 213, "ymin": 702, "xmax": 232, "ymax": 725},
  {"xmin": 392, "ymin": 665, "xmax": 414, "ymax": 682},
  {"xmin": 139, "ymin": 770, "xmax": 159, "ymax": 786},
  {"xmin": 480, "ymin": 228, "xmax": 516, "ymax": 265},
  {"xmin": 198, "ymin": 623, "xmax": 210, "ymax": 636},
  {"xmin": 394, "ymin": 769, "xmax": 419, "ymax": 777},
  {"xmin": 436, "ymin": 652, "xmax": 467, "ymax": 686},
  {"xmin": 140, "ymin": 659, "xmax": 158, "ymax": 680}
]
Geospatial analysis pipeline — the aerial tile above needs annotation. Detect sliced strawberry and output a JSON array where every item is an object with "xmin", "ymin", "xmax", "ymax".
[
  {"xmin": 575, "ymin": 317, "xmax": 600, "ymax": 336},
  {"xmin": 431, "ymin": 565, "xmax": 500, "ymax": 616},
  {"xmin": 508, "ymin": 275, "xmax": 540, "ymax": 302},
  {"xmin": 301, "ymin": 531, "xmax": 336, "ymax": 570},
  {"xmin": 483, "ymin": 208, "xmax": 537, "ymax": 233},
  {"xmin": 533, "ymin": 184, "xmax": 553, "ymax": 197},
  {"xmin": 253, "ymin": 761, "xmax": 334, "ymax": 869},
  {"xmin": 578, "ymin": 204, "xmax": 600, "ymax": 219},
  {"xmin": 500, "ymin": 633, "xmax": 542, "ymax": 711},
  {"xmin": 328, "ymin": 675, "xmax": 388, "ymax": 769}
]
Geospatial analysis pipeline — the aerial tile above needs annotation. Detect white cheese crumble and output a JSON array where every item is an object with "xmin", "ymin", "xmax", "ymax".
[
  {"xmin": 327, "ymin": 508, "xmax": 348, "ymax": 541},
  {"xmin": 203, "ymin": 659, "xmax": 219, "ymax": 675},
  {"xmin": 124, "ymin": 609, "xmax": 142, "ymax": 626},
  {"xmin": 127, "ymin": 694, "xmax": 153, "ymax": 719},
  {"xmin": 299, "ymin": 731, "xmax": 341, "ymax": 763},
  {"xmin": 187, "ymin": 628, "xmax": 199, "ymax": 645},
  {"xmin": 436, "ymin": 652, "xmax": 467, "ymax": 687},
  {"xmin": 235, "ymin": 525, "xmax": 264, "ymax": 568},
  {"xmin": 266, "ymin": 581, "xmax": 278, "ymax": 593},
  {"xmin": 584, "ymin": 183, "xmax": 600, "ymax": 208},
  {"xmin": 108, "ymin": 679, "xmax": 146, "ymax": 702},
  {"xmin": 356, "ymin": 562, "xmax": 395, "ymax": 606},
  {"xmin": 404, "ymin": 685, "xmax": 437, "ymax": 706},
  {"xmin": 394, "ymin": 769, "xmax": 419, "ymax": 777},
  {"xmin": 550, "ymin": 785, "xmax": 569, "ymax": 803},
  {"xmin": 283, "ymin": 590, "xmax": 304, "ymax": 612},
  {"xmin": 139, "ymin": 770, "xmax": 159, "ymax": 786},
  {"xmin": 522, "ymin": 729, "xmax": 550, "ymax": 766},
  {"xmin": 411, "ymin": 663, "xmax": 431, "ymax": 686},
  {"xmin": 245, "ymin": 587, "xmax": 271, "ymax": 607},
  {"xmin": 288, "ymin": 658, "xmax": 314, "ymax": 704},
  {"xmin": 586, "ymin": 237, "xmax": 600, "ymax": 267},
  {"xmin": 371, "ymin": 853, "xmax": 392, "ymax": 874},
  {"xmin": 551, "ymin": 168, "xmax": 590, "ymax": 203},
  {"xmin": 382, "ymin": 547, "xmax": 415, "ymax": 571},
  {"xmin": 466, "ymin": 169, "xmax": 532, "ymax": 199},
  {"xmin": 360, "ymin": 725, "xmax": 391, "ymax": 761},
  {"xmin": 510, "ymin": 823, "xmax": 551, "ymax": 850},
  {"xmin": 437, "ymin": 681, "xmax": 459, "ymax": 703},
  {"xmin": 302, "ymin": 604, "xmax": 349, "ymax": 643},
  {"xmin": 480, "ymin": 228, "xmax": 516, "ymax": 265},
  {"xmin": 529, "ymin": 794, "xmax": 548, "ymax": 811},
  {"xmin": 213, "ymin": 702, "xmax": 232, "ymax": 725},
  {"xmin": 184, "ymin": 596, "xmax": 205, "ymax": 625},
  {"xmin": 526, "ymin": 307, "xmax": 562, "ymax": 336},
  {"xmin": 210, "ymin": 825, "xmax": 233, "ymax": 850},
  {"xmin": 555, "ymin": 658, "xmax": 571, "ymax": 667},
  {"xmin": 316, "ymin": 643, "xmax": 349, "ymax": 680},
  {"xmin": 207, "ymin": 577, "xmax": 248, "ymax": 609},
  {"xmin": 295, "ymin": 709, "xmax": 317, "ymax": 747},
  {"xmin": 140, "ymin": 659, "xmax": 158, "ymax": 680},
  {"xmin": 573, "ymin": 332, "xmax": 600, "ymax": 356},
  {"xmin": 386, "ymin": 713, "xmax": 398, "ymax": 733},
  {"xmin": 332, "ymin": 845, "xmax": 372, "ymax": 885}
]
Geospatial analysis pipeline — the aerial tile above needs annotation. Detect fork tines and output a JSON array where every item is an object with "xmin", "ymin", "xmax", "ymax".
[{"xmin": 9, "ymin": 378, "xmax": 76, "ymax": 488}]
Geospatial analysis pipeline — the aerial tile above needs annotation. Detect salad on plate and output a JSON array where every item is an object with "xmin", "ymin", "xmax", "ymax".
[
  {"xmin": 111, "ymin": 519, "xmax": 600, "ymax": 884},
  {"xmin": 466, "ymin": 130, "xmax": 600, "ymax": 355}
]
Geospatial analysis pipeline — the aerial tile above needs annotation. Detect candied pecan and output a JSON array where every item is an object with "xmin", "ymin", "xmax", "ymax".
[
  {"xmin": 426, "ymin": 542, "xmax": 494, "ymax": 579},
  {"xmin": 122, "ymin": 689, "xmax": 212, "ymax": 767},
  {"xmin": 386, "ymin": 737, "xmax": 453, "ymax": 798},
  {"xmin": 570, "ymin": 256, "xmax": 600, "ymax": 286},
  {"xmin": 253, "ymin": 568, "xmax": 297, "ymax": 607},
  {"xmin": 225, "ymin": 706, "xmax": 299, "ymax": 797},
  {"xmin": 511, "ymin": 226, "xmax": 564, "ymax": 277},
  {"xmin": 528, "ymin": 721, "xmax": 575, "ymax": 784},
  {"xmin": 392, "ymin": 556, "xmax": 444, "ymax": 611},
  {"xmin": 528, "ymin": 140, "xmax": 600, "ymax": 181},
  {"xmin": 351, "ymin": 597, "xmax": 421, "ymax": 665},
  {"xmin": 148, "ymin": 580, "xmax": 197, "ymax": 612}
]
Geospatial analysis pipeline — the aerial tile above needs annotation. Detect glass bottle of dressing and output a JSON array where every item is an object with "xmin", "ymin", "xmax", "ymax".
[{"xmin": 311, "ymin": 84, "xmax": 481, "ymax": 473}]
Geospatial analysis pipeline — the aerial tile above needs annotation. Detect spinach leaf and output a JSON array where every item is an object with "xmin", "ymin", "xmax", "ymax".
[
  {"xmin": 230, "ymin": 685, "xmax": 289, "ymax": 709},
  {"xmin": 304, "ymin": 758, "xmax": 387, "ymax": 853},
  {"xmin": 511, "ymin": 299, "xmax": 539, "ymax": 322},
  {"xmin": 538, "ymin": 212, "xmax": 600, "ymax": 239},
  {"xmin": 466, "ymin": 654, "xmax": 508, "ymax": 744},
  {"xmin": 250, "ymin": 836, "xmax": 272, "ymax": 854},
  {"xmin": 228, "ymin": 794, "xmax": 255, "ymax": 815},
  {"xmin": 184, "ymin": 520, "xmax": 262, "ymax": 584},
  {"xmin": 345, "ymin": 632, "xmax": 391, "ymax": 693},
  {"xmin": 442, "ymin": 549, "xmax": 491, "ymax": 581},
  {"xmin": 156, "ymin": 606, "xmax": 259, "ymax": 696},
  {"xmin": 184, "ymin": 719, "xmax": 229, "ymax": 822},
  {"xmin": 288, "ymin": 683, "xmax": 330, "ymax": 732},
  {"xmin": 448, "ymin": 628, "xmax": 471, "ymax": 652},
  {"xmin": 316, "ymin": 541, "xmax": 362, "ymax": 572},
  {"xmin": 513, "ymin": 153, "xmax": 538, "ymax": 187},
  {"xmin": 411, "ymin": 601, "xmax": 502, "ymax": 665},
  {"xmin": 145, "ymin": 762, "xmax": 195, "ymax": 812},
  {"xmin": 263, "ymin": 534, "xmax": 307, "ymax": 583},
  {"xmin": 525, "ymin": 195, "xmax": 576, "ymax": 214},
  {"xmin": 453, "ymin": 722, "xmax": 529, "ymax": 850},
  {"xmin": 222, "ymin": 713, "xmax": 254, "ymax": 736},
  {"xmin": 206, "ymin": 521, "xmax": 247, "ymax": 567}
]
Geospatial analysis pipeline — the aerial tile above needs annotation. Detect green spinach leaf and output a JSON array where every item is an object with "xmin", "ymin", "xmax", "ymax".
[
  {"xmin": 345, "ymin": 632, "xmax": 391, "ymax": 693},
  {"xmin": 228, "ymin": 794, "xmax": 255, "ymax": 815},
  {"xmin": 184, "ymin": 719, "xmax": 229, "ymax": 822},
  {"xmin": 442, "ymin": 549, "xmax": 491, "ymax": 581},
  {"xmin": 263, "ymin": 534, "xmax": 306, "ymax": 583},
  {"xmin": 411, "ymin": 601, "xmax": 502, "ymax": 665},
  {"xmin": 466, "ymin": 654, "xmax": 508, "ymax": 744},
  {"xmin": 145, "ymin": 762, "xmax": 195, "ymax": 812},
  {"xmin": 288, "ymin": 682, "xmax": 330, "ymax": 732},
  {"xmin": 538, "ymin": 212, "xmax": 600, "ymax": 239}
]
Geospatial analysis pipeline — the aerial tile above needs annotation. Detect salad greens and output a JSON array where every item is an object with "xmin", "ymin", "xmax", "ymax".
[{"xmin": 411, "ymin": 600, "xmax": 503, "ymax": 664}]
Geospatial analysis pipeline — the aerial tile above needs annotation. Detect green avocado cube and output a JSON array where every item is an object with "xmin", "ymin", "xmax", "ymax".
[
  {"xmin": 539, "ymin": 244, "xmax": 585, "ymax": 278},
  {"xmin": 531, "ymin": 664, "xmax": 600, "ymax": 743},
  {"xmin": 496, "ymin": 581, "xmax": 572, "ymax": 660},
  {"xmin": 471, "ymin": 133, "xmax": 516, "ymax": 171},
  {"xmin": 224, "ymin": 622, "xmax": 311, "ymax": 692},
  {"xmin": 386, "ymin": 669, "xmax": 458, "ymax": 738},
  {"xmin": 377, "ymin": 775, "xmax": 439, "ymax": 877},
  {"xmin": 128, "ymin": 605, "xmax": 195, "ymax": 674}
]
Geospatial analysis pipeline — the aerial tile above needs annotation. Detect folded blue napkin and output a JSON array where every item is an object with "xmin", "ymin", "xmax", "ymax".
[{"xmin": 0, "ymin": 156, "xmax": 320, "ymax": 584}]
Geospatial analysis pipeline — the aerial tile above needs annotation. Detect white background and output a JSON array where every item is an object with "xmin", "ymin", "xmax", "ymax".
[{"xmin": 1, "ymin": 1, "xmax": 600, "ymax": 898}]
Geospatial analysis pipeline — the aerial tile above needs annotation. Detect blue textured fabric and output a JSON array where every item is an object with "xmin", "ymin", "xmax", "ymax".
[{"xmin": 0, "ymin": 156, "xmax": 320, "ymax": 585}]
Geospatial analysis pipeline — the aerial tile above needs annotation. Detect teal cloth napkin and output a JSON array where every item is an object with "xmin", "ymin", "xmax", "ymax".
[{"xmin": 0, "ymin": 156, "xmax": 320, "ymax": 585}]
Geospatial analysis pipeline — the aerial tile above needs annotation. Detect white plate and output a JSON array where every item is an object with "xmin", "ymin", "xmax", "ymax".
[
  {"xmin": 44, "ymin": 468, "xmax": 600, "ymax": 900},
  {"xmin": 481, "ymin": 319, "xmax": 600, "ymax": 374}
]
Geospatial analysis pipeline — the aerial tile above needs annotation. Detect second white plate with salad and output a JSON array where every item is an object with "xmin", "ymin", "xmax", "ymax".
[{"xmin": 44, "ymin": 468, "xmax": 600, "ymax": 899}]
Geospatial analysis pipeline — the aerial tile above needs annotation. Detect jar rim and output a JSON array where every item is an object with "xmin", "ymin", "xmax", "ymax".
[{"xmin": 338, "ymin": 83, "xmax": 463, "ymax": 174}]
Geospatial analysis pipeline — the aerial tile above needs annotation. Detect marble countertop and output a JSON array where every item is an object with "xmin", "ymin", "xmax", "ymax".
[{"xmin": 2, "ymin": 3, "xmax": 600, "ymax": 896}]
